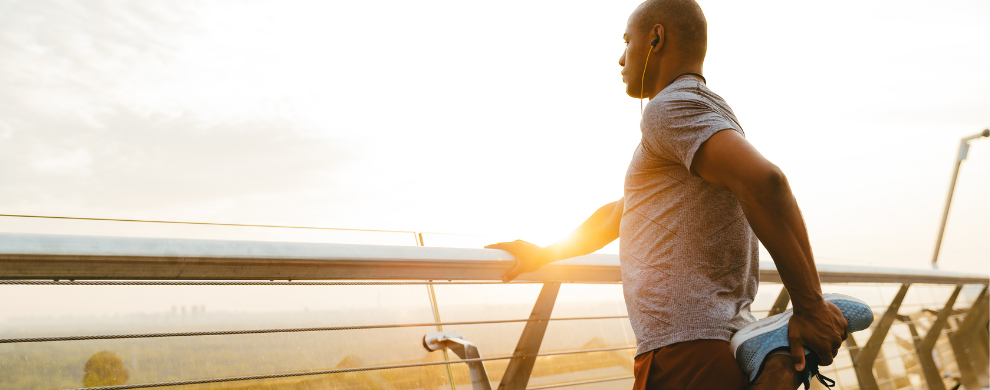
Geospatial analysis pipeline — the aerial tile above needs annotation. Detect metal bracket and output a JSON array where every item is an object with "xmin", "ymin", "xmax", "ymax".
[
  {"xmin": 853, "ymin": 284, "xmax": 909, "ymax": 390},
  {"xmin": 497, "ymin": 282, "xmax": 561, "ymax": 390},
  {"xmin": 424, "ymin": 331, "xmax": 493, "ymax": 390},
  {"xmin": 915, "ymin": 285, "xmax": 962, "ymax": 390},
  {"xmin": 948, "ymin": 286, "xmax": 989, "ymax": 389}
]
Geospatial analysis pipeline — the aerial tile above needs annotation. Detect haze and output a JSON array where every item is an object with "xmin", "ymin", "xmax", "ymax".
[{"xmin": 0, "ymin": 0, "xmax": 986, "ymax": 273}]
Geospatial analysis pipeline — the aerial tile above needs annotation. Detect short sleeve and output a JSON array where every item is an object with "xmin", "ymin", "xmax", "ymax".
[{"xmin": 640, "ymin": 97, "xmax": 741, "ymax": 173}]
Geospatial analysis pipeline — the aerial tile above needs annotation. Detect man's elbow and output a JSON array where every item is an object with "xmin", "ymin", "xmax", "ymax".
[
  {"xmin": 735, "ymin": 165, "xmax": 791, "ymax": 205},
  {"xmin": 763, "ymin": 165, "xmax": 789, "ymax": 193}
]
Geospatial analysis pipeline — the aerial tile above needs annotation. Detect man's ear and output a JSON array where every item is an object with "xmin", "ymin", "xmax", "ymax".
[{"xmin": 652, "ymin": 25, "xmax": 665, "ymax": 51}]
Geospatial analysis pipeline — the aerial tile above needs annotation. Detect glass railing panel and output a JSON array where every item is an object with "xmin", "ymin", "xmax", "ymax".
[
  {"xmin": 429, "ymin": 282, "xmax": 541, "ymax": 361},
  {"xmin": 543, "ymin": 283, "xmax": 633, "ymax": 351},
  {"xmin": 0, "ymin": 283, "xmax": 436, "ymax": 338},
  {"xmin": 0, "ymin": 283, "xmax": 443, "ymax": 388},
  {"xmin": 513, "ymin": 284, "xmax": 633, "ymax": 389},
  {"xmin": 550, "ymin": 283, "xmax": 626, "ymax": 319},
  {"xmin": 150, "ymin": 366, "xmax": 453, "ymax": 390},
  {"xmin": 570, "ymin": 379, "xmax": 637, "ymax": 390},
  {"xmin": 538, "ymin": 318, "xmax": 634, "ymax": 354},
  {"xmin": 1, "ymin": 270, "xmax": 983, "ymax": 389},
  {"xmin": 431, "ymin": 283, "xmax": 544, "ymax": 323},
  {"xmin": 881, "ymin": 322, "xmax": 925, "ymax": 389},
  {"xmin": 750, "ymin": 283, "xmax": 786, "ymax": 318},
  {"xmin": 528, "ymin": 376, "xmax": 635, "ymax": 390},
  {"xmin": 518, "ymin": 353, "xmax": 634, "ymax": 389},
  {"xmin": 816, "ymin": 350, "xmax": 856, "ymax": 389},
  {"xmin": 954, "ymin": 284, "xmax": 985, "ymax": 309},
  {"xmin": 898, "ymin": 284, "xmax": 955, "ymax": 314},
  {"xmin": 0, "ymin": 327, "xmax": 452, "ymax": 389}
]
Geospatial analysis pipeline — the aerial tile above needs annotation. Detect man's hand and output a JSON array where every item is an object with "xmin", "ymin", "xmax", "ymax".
[
  {"xmin": 787, "ymin": 300, "xmax": 848, "ymax": 370},
  {"xmin": 486, "ymin": 199, "xmax": 623, "ymax": 283},
  {"xmin": 485, "ymin": 240, "xmax": 549, "ymax": 282}
]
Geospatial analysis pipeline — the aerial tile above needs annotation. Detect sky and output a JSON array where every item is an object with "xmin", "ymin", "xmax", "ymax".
[{"xmin": 0, "ymin": 0, "xmax": 987, "ymax": 280}]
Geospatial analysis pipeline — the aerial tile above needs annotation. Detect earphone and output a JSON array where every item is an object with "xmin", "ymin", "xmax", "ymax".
[{"xmin": 640, "ymin": 35, "xmax": 660, "ymax": 116}]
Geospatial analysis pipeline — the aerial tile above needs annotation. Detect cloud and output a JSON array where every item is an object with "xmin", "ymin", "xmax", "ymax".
[
  {"xmin": 0, "ymin": 100, "xmax": 357, "ymax": 211},
  {"xmin": 0, "ymin": 0, "xmax": 358, "ymax": 216}
]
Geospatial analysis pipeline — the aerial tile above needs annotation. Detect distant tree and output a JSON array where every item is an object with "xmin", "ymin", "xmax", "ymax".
[{"xmin": 83, "ymin": 351, "xmax": 129, "ymax": 387}]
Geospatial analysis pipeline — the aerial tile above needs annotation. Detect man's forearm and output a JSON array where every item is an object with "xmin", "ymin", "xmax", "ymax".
[
  {"xmin": 541, "ymin": 200, "xmax": 622, "ymax": 264},
  {"xmin": 737, "ymin": 174, "xmax": 824, "ymax": 315}
]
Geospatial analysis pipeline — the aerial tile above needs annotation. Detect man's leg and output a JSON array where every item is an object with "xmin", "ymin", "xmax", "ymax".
[
  {"xmin": 747, "ymin": 353, "xmax": 802, "ymax": 390},
  {"xmin": 633, "ymin": 339, "xmax": 748, "ymax": 390}
]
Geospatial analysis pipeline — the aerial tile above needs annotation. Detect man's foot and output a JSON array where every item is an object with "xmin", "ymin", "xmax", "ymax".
[{"xmin": 730, "ymin": 293, "xmax": 874, "ymax": 388}]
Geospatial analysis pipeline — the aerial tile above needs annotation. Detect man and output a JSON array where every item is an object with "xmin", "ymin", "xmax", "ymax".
[{"xmin": 486, "ymin": 1, "xmax": 871, "ymax": 389}]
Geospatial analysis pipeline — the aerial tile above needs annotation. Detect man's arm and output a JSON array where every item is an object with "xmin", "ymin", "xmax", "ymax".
[
  {"xmin": 486, "ymin": 198, "xmax": 623, "ymax": 282},
  {"xmin": 692, "ymin": 129, "xmax": 847, "ymax": 371}
]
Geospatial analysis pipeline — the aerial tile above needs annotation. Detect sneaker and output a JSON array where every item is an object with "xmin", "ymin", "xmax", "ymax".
[{"xmin": 729, "ymin": 293, "xmax": 874, "ymax": 388}]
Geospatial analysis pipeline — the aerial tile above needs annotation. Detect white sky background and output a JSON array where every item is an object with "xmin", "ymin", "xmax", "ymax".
[{"xmin": 0, "ymin": 0, "xmax": 987, "ymax": 282}]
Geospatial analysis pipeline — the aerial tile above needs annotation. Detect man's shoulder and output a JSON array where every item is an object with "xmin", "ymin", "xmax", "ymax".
[
  {"xmin": 648, "ymin": 83, "xmax": 710, "ymax": 113},
  {"xmin": 643, "ymin": 89, "xmax": 710, "ymax": 125}
]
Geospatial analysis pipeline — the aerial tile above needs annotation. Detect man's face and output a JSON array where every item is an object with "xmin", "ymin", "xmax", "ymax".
[{"xmin": 619, "ymin": 8, "xmax": 649, "ymax": 99}]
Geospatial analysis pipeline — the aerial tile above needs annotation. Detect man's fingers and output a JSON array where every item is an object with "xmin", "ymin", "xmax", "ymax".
[
  {"xmin": 816, "ymin": 344, "xmax": 834, "ymax": 366},
  {"xmin": 789, "ymin": 339, "xmax": 806, "ymax": 371},
  {"xmin": 485, "ymin": 242, "xmax": 511, "ymax": 251},
  {"xmin": 502, "ymin": 266, "xmax": 521, "ymax": 283},
  {"xmin": 489, "ymin": 241, "xmax": 526, "ymax": 282}
]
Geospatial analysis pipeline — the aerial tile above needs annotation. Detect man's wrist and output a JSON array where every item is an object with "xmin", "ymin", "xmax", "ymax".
[
  {"xmin": 790, "ymin": 292, "xmax": 826, "ymax": 316},
  {"xmin": 539, "ymin": 244, "xmax": 569, "ymax": 266}
]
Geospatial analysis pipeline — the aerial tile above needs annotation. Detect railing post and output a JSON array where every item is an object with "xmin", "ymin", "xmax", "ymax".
[
  {"xmin": 497, "ymin": 282, "xmax": 561, "ymax": 390},
  {"xmin": 915, "ymin": 285, "xmax": 962, "ymax": 390},
  {"xmin": 978, "ymin": 315, "xmax": 989, "ymax": 359},
  {"xmin": 767, "ymin": 286, "xmax": 790, "ymax": 318},
  {"xmin": 854, "ymin": 284, "xmax": 909, "ymax": 390},
  {"xmin": 418, "ymin": 232, "xmax": 456, "ymax": 390},
  {"xmin": 949, "ymin": 286, "xmax": 989, "ymax": 389}
]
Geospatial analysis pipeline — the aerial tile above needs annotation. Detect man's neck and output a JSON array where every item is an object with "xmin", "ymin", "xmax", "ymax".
[{"xmin": 650, "ymin": 62, "xmax": 704, "ymax": 99}]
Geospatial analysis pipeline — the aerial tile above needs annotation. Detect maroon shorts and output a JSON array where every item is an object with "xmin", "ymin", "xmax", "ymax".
[{"xmin": 632, "ymin": 339, "xmax": 748, "ymax": 390}]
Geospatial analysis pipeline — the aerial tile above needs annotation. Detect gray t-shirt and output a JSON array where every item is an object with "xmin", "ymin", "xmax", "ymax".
[{"xmin": 620, "ymin": 77, "xmax": 759, "ymax": 356}]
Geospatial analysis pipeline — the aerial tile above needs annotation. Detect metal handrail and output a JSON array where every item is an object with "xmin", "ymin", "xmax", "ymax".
[{"xmin": 0, "ymin": 232, "xmax": 987, "ymax": 284}]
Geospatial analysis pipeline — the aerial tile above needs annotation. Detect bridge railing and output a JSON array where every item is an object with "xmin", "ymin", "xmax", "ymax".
[{"xmin": 0, "ymin": 232, "xmax": 987, "ymax": 390}]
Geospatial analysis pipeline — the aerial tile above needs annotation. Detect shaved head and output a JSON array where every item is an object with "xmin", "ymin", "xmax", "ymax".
[
  {"xmin": 619, "ymin": 0, "xmax": 709, "ymax": 98},
  {"xmin": 635, "ymin": 0, "xmax": 707, "ymax": 59}
]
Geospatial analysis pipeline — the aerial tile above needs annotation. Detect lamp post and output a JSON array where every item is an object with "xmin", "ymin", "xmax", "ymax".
[{"xmin": 931, "ymin": 128, "xmax": 990, "ymax": 269}]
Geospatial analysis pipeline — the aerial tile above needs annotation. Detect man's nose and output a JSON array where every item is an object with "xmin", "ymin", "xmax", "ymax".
[{"xmin": 618, "ymin": 51, "xmax": 626, "ymax": 67}]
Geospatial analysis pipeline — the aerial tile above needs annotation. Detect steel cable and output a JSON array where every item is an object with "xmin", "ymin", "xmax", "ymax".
[{"xmin": 0, "ymin": 316, "xmax": 629, "ymax": 344}]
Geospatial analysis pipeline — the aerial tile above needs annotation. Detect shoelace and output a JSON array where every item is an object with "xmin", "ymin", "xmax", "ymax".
[
  {"xmin": 802, "ymin": 364, "xmax": 835, "ymax": 389},
  {"xmin": 799, "ymin": 352, "xmax": 836, "ymax": 390}
]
